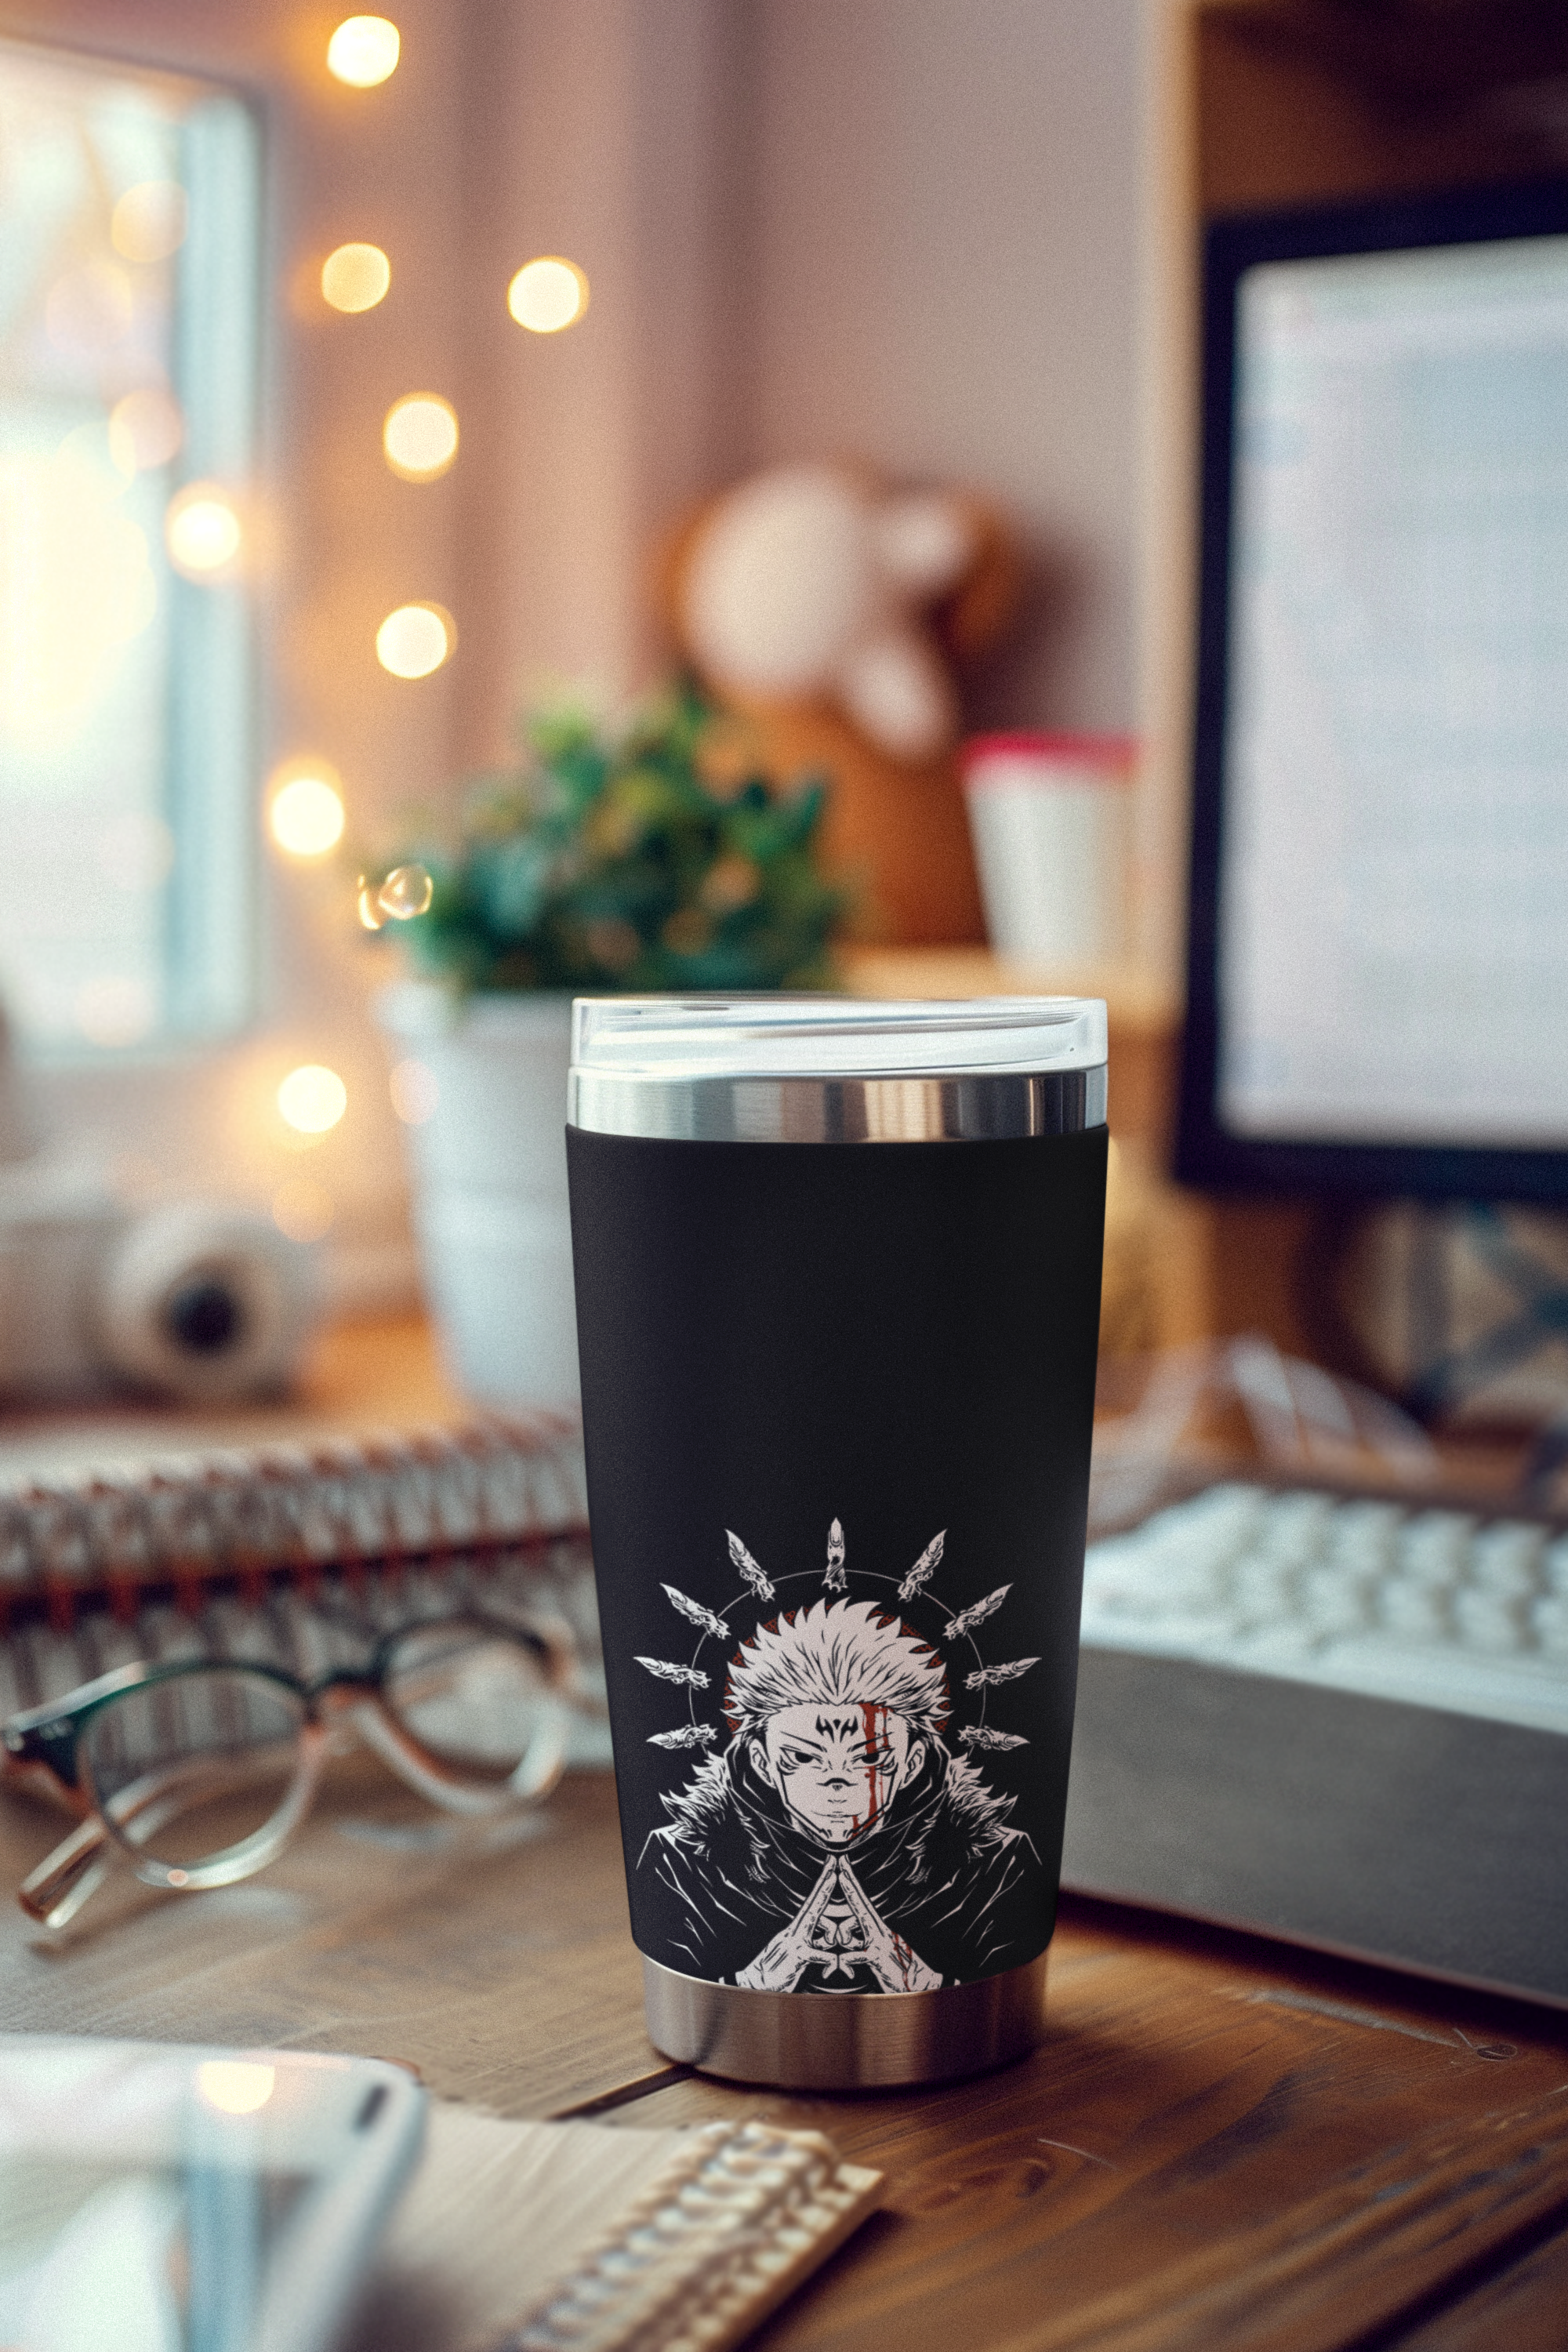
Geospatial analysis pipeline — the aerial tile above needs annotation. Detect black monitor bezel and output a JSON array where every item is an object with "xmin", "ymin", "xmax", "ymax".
[{"xmin": 1177, "ymin": 177, "xmax": 1568, "ymax": 1205}]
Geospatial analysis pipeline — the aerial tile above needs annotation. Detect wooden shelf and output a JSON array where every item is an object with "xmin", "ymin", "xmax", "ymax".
[
  {"xmin": 1207, "ymin": 1, "xmax": 1568, "ymax": 118},
  {"xmin": 1193, "ymin": 0, "xmax": 1567, "ymax": 220},
  {"xmin": 0, "ymin": 1313, "xmax": 466, "ymax": 1483}
]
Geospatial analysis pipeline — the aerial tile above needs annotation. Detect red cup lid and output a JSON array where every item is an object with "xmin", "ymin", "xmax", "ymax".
[{"xmin": 960, "ymin": 731, "xmax": 1138, "ymax": 782}]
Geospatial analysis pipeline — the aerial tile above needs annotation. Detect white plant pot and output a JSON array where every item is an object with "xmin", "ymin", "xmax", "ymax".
[{"xmin": 376, "ymin": 985, "xmax": 580, "ymax": 1412}]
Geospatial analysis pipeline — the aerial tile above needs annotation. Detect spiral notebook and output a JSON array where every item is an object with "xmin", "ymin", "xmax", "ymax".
[
  {"xmin": 0, "ymin": 1432, "xmax": 883, "ymax": 2349},
  {"xmin": 350, "ymin": 2103, "xmax": 882, "ymax": 2352},
  {"xmin": 0, "ymin": 1415, "xmax": 606, "ymax": 1744}
]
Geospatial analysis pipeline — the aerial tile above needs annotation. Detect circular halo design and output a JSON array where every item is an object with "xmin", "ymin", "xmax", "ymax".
[{"xmin": 669, "ymin": 1559, "xmax": 996, "ymax": 1743}]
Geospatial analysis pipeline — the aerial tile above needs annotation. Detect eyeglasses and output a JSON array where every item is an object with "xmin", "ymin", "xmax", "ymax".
[{"xmin": 1, "ymin": 1613, "xmax": 578, "ymax": 1929}]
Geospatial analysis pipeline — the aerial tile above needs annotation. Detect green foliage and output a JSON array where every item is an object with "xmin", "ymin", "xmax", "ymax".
[{"xmin": 365, "ymin": 681, "xmax": 846, "ymax": 995}]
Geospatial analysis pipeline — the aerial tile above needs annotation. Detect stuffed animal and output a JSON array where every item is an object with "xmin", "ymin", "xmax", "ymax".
[{"xmin": 662, "ymin": 463, "xmax": 1019, "ymax": 943}]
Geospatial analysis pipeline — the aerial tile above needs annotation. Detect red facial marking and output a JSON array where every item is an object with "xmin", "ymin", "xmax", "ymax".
[{"xmin": 861, "ymin": 1701, "xmax": 885, "ymax": 1831}]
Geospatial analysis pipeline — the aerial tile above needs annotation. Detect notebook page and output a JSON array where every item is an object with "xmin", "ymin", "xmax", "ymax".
[{"xmin": 346, "ymin": 2103, "xmax": 881, "ymax": 2352}]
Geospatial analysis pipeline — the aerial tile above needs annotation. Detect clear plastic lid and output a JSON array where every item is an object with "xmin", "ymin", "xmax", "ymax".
[{"xmin": 570, "ymin": 995, "xmax": 1107, "ymax": 1081}]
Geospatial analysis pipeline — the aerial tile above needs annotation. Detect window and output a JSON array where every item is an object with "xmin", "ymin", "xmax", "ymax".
[{"xmin": 0, "ymin": 35, "xmax": 259, "ymax": 1056}]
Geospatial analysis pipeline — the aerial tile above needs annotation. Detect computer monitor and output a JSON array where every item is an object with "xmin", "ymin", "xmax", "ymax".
[{"xmin": 1178, "ymin": 179, "xmax": 1568, "ymax": 1204}]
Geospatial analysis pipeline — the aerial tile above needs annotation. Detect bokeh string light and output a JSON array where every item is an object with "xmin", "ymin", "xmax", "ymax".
[
  {"xmin": 376, "ymin": 603, "xmax": 452, "ymax": 677},
  {"xmin": 278, "ymin": 1064, "xmax": 348, "ymax": 1135},
  {"xmin": 383, "ymin": 393, "xmax": 458, "ymax": 481},
  {"xmin": 268, "ymin": 763, "xmax": 346, "ymax": 858},
  {"xmin": 164, "ymin": 482, "xmax": 242, "ymax": 578},
  {"xmin": 287, "ymin": 40, "xmax": 474, "ymax": 1015},
  {"xmin": 321, "ymin": 242, "xmax": 390, "ymax": 314},
  {"xmin": 506, "ymin": 256, "xmax": 590, "ymax": 334},
  {"xmin": 327, "ymin": 16, "xmax": 401, "ymax": 87}
]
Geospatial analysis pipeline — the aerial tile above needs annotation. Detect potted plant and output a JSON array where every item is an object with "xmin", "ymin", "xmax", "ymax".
[{"xmin": 367, "ymin": 681, "xmax": 843, "ymax": 1410}]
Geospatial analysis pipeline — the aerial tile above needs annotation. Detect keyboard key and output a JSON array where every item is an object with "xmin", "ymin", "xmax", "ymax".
[{"xmin": 1082, "ymin": 1483, "xmax": 1568, "ymax": 1737}]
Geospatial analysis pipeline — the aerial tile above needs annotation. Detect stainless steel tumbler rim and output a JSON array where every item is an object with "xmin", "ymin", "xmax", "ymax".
[
  {"xmin": 568, "ymin": 993, "xmax": 1108, "ymax": 1142},
  {"xmin": 568, "ymin": 1065, "xmax": 1106, "ymax": 1143},
  {"xmin": 641, "ymin": 1951, "xmax": 1051, "ymax": 2089}
]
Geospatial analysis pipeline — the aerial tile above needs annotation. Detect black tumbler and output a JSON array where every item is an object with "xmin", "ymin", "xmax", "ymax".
[{"xmin": 565, "ymin": 997, "xmax": 1107, "ymax": 2089}]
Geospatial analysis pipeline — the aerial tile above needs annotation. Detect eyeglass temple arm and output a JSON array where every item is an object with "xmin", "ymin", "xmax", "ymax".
[
  {"xmin": 2, "ymin": 1744, "xmax": 107, "ymax": 1929},
  {"xmin": 16, "ymin": 1730, "xmax": 331, "ymax": 1929},
  {"xmin": 19, "ymin": 1814, "xmax": 113, "ymax": 1930}
]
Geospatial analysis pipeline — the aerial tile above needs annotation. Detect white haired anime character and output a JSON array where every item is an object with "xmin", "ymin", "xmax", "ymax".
[{"xmin": 640, "ymin": 1599, "xmax": 1042, "ymax": 1992}]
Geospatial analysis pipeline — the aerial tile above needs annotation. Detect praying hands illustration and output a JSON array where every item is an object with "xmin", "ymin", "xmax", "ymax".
[
  {"xmin": 738, "ymin": 1853, "xmax": 941, "ymax": 1993},
  {"xmin": 641, "ymin": 1595, "xmax": 1041, "ymax": 1990}
]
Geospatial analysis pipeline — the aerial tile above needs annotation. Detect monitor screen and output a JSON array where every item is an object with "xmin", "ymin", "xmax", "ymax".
[{"xmin": 1179, "ymin": 182, "xmax": 1568, "ymax": 1201}]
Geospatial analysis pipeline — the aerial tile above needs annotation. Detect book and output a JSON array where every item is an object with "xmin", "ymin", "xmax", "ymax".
[
  {"xmin": 0, "ymin": 1416, "xmax": 608, "ymax": 1758},
  {"xmin": 347, "ymin": 2103, "xmax": 882, "ymax": 2352}
]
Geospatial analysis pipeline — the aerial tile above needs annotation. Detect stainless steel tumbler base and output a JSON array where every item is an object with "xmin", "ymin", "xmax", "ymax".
[{"xmin": 641, "ymin": 1950, "xmax": 1051, "ymax": 2091}]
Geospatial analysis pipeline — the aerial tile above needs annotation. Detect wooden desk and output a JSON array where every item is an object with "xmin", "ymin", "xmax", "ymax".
[
  {"xmin": 5, "ymin": 1763, "xmax": 1568, "ymax": 2352},
  {"xmin": 0, "ymin": 1292, "xmax": 1558, "ymax": 2346}
]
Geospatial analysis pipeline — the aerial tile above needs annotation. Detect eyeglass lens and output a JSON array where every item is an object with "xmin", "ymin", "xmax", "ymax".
[
  {"xmin": 380, "ymin": 1621, "xmax": 560, "ymax": 1784},
  {"xmin": 81, "ymin": 1668, "xmax": 309, "ymax": 1873},
  {"xmin": 75, "ymin": 1626, "xmax": 561, "ymax": 1874}
]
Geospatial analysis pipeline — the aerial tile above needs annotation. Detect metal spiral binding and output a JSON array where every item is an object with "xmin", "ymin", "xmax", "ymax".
[
  {"xmin": 0, "ymin": 1417, "xmax": 600, "ymax": 1729},
  {"xmin": 506, "ymin": 2120, "xmax": 873, "ymax": 2352}
]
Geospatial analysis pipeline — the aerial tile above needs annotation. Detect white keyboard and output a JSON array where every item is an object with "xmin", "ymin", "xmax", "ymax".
[{"xmin": 1080, "ymin": 1483, "xmax": 1568, "ymax": 1737}]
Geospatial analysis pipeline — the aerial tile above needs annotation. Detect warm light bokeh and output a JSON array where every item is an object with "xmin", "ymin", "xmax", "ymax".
[
  {"xmin": 111, "ymin": 180, "xmax": 188, "ymax": 263},
  {"xmin": 165, "ymin": 482, "xmax": 242, "ymax": 578},
  {"xmin": 327, "ymin": 16, "xmax": 401, "ymax": 87},
  {"xmin": 278, "ymin": 1064, "xmax": 348, "ymax": 1134},
  {"xmin": 321, "ymin": 242, "xmax": 390, "ymax": 314},
  {"xmin": 196, "ymin": 2061, "xmax": 276, "ymax": 2116},
  {"xmin": 376, "ymin": 602, "xmax": 452, "ymax": 678},
  {"xmin": 108, "ymin": 387, "xmax": 184, "ymax": 474},
  {"xmin": 377, "ymin": 862, "xmax": 433, "ymax": 918},
  {"xmin": 383, "ymin": 393, "xmax": 458, "ymax": 481},
  {"xmin": 269, "ymin": 764, "xmax": 346, "ymax": 858},
  {"xmin": 506, "ymin": 256, "xmax": 589, "ymax": 334}
]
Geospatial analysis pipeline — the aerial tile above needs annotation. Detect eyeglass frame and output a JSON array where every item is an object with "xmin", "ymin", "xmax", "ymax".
[{"xmin": 1, "ymin": 1610, "xmax": 579, "ymax": 1931}]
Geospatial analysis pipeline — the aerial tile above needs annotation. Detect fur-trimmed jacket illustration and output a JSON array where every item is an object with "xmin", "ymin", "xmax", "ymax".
[{"xmin": 640, "ymin": 1733, "xmax": 1044, "ymax": 1989}]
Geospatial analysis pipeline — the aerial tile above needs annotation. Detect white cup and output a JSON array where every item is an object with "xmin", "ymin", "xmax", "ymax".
[{"xmin": 960, "ymin": 733, "xmax": 1135, "ymax": 964}]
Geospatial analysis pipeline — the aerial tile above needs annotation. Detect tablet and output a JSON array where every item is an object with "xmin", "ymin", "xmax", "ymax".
[{"xmin": 0, "ymin": 2036, "xmax": 426, "ymax": 2352}]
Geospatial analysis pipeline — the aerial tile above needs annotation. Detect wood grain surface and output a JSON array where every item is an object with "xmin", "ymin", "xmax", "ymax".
[
  {"xmin": 1391, "ymin": 2220, "xmax": 1568, "ymax": 2352},
  {"xmin": 4, "ymin": 1760, "xmax": 1568, "ymax": 2350},
  {"xmin": 0, "ymin": 1764, "xmax": 653, "ymax": 2116},
  {"xmin": 601, "ymin": 1899, "xmax": 1568, "ymax": 2352}
]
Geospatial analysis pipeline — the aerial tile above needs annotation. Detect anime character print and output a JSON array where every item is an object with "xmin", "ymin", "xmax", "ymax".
[{"xmin": 633, "ymin": 1522, "xmax": 1044, "ymax": 1993}]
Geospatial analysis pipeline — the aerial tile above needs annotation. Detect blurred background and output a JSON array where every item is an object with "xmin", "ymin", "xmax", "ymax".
[{"xmin": 3, "ymin": 0, "xmax": 1567, "ymax": 1457}]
